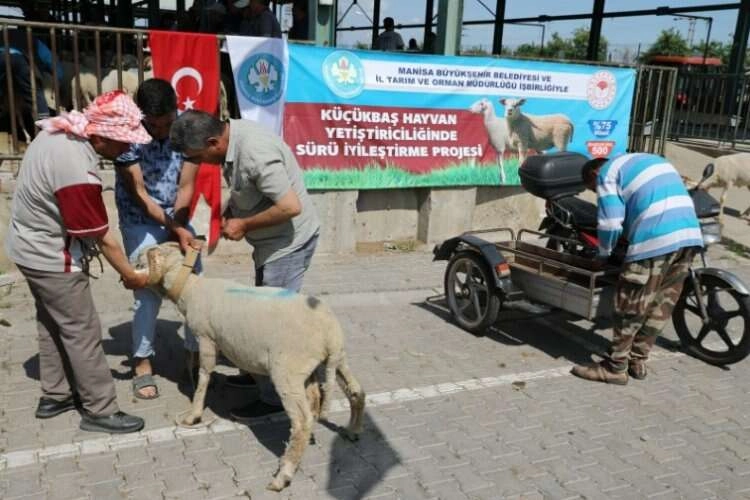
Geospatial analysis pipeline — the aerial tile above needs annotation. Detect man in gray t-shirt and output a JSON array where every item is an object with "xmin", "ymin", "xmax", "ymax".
[
  {"xmin": 373, "ymin": 17, "xmax": 405, "ymax": 51},
  {"xmin": 170, "ymin": 110, "xmax": 320, "ymax": 419}
]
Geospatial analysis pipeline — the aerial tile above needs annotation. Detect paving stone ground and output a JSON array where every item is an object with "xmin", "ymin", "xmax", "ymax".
[{"xmin": 1, "ymin": 243, "xmax": 750, "ymax": 499}]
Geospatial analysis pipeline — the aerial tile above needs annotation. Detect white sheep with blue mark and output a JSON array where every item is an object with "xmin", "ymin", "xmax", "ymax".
[{"xmin": 138, "ymin": 242, "xmax": 365, "ymax": 492}]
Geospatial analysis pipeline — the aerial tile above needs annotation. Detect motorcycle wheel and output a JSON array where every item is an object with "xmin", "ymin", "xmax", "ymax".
[
  {"xmin": 444, "ymin": 251, "xmax": 501, "ymax": 336},
  {"xmin": 672, "ymin": 273, "xmax": 750, "ymax": 365}
]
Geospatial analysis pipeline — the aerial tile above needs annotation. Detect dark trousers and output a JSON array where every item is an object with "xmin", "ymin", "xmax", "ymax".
[{"xmin": 18, "ymin": 266, "xmax": 119, "ymax": 416}]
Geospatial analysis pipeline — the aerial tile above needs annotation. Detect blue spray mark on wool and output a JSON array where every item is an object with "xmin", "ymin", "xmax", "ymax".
[{"xmin": 225, "ymin": 286, "xmax": 297, "ymax": 300}]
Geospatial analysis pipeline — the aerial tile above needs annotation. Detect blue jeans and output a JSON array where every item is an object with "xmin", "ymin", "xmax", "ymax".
[
  {"xmin": 121, "ymin": 223, "xmax": 201, "ymax": 358},
  {"xmin": 254, "ymin": 233, "xmax": 318, "ymax": 405}
]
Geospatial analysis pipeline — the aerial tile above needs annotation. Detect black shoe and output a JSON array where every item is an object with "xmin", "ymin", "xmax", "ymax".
[
  {"xmin": 79, "ymin": 411, "xmax": 145, "ymax": 434},
  {"xmin": 224, "ymin": 373, "xmax": 257, "ymax": 388},
  {"xmin": 230, "ymin": 401, "xmax": 284, "ymax": 421},
  {"xmin": 35, "ymin": 396, "xmax": 76, "ymax": 419}
]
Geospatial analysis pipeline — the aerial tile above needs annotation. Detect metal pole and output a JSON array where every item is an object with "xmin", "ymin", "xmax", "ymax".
[
  {"xmin": 3, "ymin": 26, "xmax": 18, "ymax": 155},
  {"xmin": 371, "ymin": 0, "xmax": 380, "ymax": 49},
  {"xmin": 423, "ymin": 0, "xmax": 434, "ymax": 51},
  {"xmin": 492, "ymin": 0, "xmax": 506, "ymax": 55},
  {"xmin": 540, "ymin": 24, "xmax": 545, "ymax": 53},
  {"xmin": 703, "ymin": 17, "xmax": 712, "ymax": 66},
  {"xmin": 586, "ymin": 0, "xmax": 605, "ymax": 61}
]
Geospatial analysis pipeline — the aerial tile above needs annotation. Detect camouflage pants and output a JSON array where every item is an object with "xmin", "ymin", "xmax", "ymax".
[{"xmin": 609, "ymin": 247, "xmax": 697, "ymax": 373}]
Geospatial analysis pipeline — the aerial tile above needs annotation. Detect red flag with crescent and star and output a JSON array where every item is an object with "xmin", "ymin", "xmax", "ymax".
[{"xmin": 148, "ymin": 30, "xmax": 222, "ymax": 251}]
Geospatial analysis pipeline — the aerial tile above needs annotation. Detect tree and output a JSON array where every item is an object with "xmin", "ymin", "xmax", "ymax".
[
  {"xmin": 642, "ymin": 28, "xmax": 690, "ymax": 61},
  {"xmin": 517, "ymin": 28, "xmax": 608, "ymax": 61},
  {"xmin": 513, "ymin": 43, "xmax": 544, "ymax": 58},
  {"xmin": 570, "ymin": 27, "xmax": 608, "ymax": 61},
  {"xmin": 692, "ymin": 39, "xmax": 731, "ymax": 64}
]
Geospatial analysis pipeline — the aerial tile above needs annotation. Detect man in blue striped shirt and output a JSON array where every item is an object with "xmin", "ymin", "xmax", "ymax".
[{"xmin": 571, "ymin": 153, "xmax": 703, "ymax": 385}]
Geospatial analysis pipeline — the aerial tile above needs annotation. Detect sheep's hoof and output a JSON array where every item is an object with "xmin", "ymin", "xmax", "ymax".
[
  {"xmin": 266, "ymin": 474, "xmax": 290, "ymax": 492},
  {"xmin": 342, "ymin": 429, "xmax": 359, "ymax": 442},
  {"xmin": 175, "ymin": 409, "xmax": 216, "ymax": 429}
]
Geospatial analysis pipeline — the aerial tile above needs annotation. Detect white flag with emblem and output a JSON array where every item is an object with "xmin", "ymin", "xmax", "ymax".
[{"xmin": 226, "ymin": 35, "xmax": 288, "ymax": 135}]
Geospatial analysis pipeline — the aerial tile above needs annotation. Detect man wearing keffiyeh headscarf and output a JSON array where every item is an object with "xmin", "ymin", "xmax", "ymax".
[{"xmin": 5, "ymin": 91, "xmax": 153, "ymax": 434}]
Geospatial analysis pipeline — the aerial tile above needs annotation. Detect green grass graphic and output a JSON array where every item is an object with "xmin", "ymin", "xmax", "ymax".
[{"xmin": 302, "ymin": 160, "xmax": 521, "ymax": 190}]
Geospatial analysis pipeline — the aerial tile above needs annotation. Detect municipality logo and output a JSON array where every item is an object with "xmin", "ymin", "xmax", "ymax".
[
  {"xmin": 322, "ymin": 51, "xmax": 365, "ymax": 99},
  {"xmin": 238, "ymin": 53, "xmax": 284, "ymax": 106}
]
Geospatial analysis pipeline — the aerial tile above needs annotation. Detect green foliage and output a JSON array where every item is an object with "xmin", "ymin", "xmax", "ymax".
[
  {"xmin": 513, "ymin": 28, "xmax": 608, "ymax": 61},
  {"xmin": 691, "ymin": 39, "xmax": 731, "ymax": 64},
  {"xmin": 513, "ymin": 43, "xmax": 544, "ymax": 58},
  {"xmin": 462, "ymin": 45, "xmax": 490, "ymax": 56},
  {"xmin": 642, "ymin": 28, "xmax": 690, "ymax": 61},
  {"xmin": 302, "ymin": 161, "xmax": 521, "ymax": 190}
]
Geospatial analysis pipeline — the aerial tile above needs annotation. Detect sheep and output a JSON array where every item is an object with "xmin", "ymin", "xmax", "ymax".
[
  {"xmin": 468, "ymin": 98, "xmax": 514, "ymax": 183},
  {"xmin": 72, "ymin": 56, "xmax": 154, "ymax": 109},
  {"xmin": 499, "ymin": 98, "xmax": 574, "ymax": 166},
  {"xmin": 693, "ymin": 152, "xmax": 750, "ymax": 223},
  {"xmin": 138, "ymin": 242, "xmax": 366, "ymax": 492}
]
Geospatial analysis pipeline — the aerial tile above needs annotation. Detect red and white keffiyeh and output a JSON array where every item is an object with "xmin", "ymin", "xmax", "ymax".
[{"xmin": 35, "ymin": 90, "xmax": 151, "ymax": 144}]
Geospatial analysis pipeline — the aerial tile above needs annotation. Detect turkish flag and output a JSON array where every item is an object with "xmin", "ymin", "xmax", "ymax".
[{"xmin": 149, "ymin": 30, "xmax": 222, "ymax": 251}]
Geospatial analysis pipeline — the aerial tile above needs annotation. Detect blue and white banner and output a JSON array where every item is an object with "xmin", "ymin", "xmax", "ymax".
[
  {"xmin": 226, "ymin": 35, "xmax": 288, "ymax": 134},
  {"xmin": 284, "ymin": 45, "xmax": 637, "ymax": 189}
]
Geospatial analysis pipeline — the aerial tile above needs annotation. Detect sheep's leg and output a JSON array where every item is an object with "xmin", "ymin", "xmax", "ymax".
[
  {"xmin": 518, "ymin": 147, "xmax": 528, "ymax": 167},
  {"xmin": 742, "ymin": 187, "xmax": 750, "ymax": 217},
  {"xmin": 319, "ymin": 353, "xmax": 339, "ymax": 420},
  {"xmin": 498, "ymin": 151, "xmax": 507, "ymax": 184},
  {"xmin": 335, "ymin": 357, "xmax": 366, "ymax": 440},
  {"xmin": 306, "ymin": 372, "xmax": 322, "ymax": 421},
  {"xmin": 267, "ymin": 377, "xmax": 312, "ymax": 492},
  {"xmin": 719, "ymin": 188, "xmax": 728, "ymax": 224},
  {"xmin": 181, "ymin": 336, "xmax": 216, "ymax": 426}
]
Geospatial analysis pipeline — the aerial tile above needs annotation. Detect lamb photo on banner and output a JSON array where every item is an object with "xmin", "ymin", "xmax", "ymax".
[{"xmin": 282, "ymin": 45, "xmax": 636, "ymax": 190}]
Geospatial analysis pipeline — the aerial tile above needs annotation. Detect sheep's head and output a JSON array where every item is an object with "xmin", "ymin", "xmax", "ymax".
[
  {"xmin": 468, "ymin": 98, "xmax": 491, "ymax": 115},
  {"xmin": 136, "ymin": 242, "xmax": 185, "ymax": 291},
  {"xmin": 499, "ymin": 98, "xmax": 526, "ymax": 119}
]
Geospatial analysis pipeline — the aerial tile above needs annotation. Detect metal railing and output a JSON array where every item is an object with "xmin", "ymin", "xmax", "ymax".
[
  {"xmin": 0, "ymin": 17, "xmax": 219, "ymax": 160},
  {"xmin": 1, "ymin": 17, "xmax": 726, "ymax": 166},
  {"xmin": 669, "ymin": 71, "xmax": 750, "ymax": 150},
  {"xmin": 628, "ymin": 65, "xmax": 678, "ymax": 156}
]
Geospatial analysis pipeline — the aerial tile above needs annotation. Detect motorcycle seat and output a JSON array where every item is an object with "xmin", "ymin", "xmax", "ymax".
[{"xmin": 553, "ymin": 197, "xmax": 598, "ymax": 230}]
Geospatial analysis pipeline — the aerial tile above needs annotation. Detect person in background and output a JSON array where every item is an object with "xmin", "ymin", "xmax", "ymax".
[
  {"xmin": 288, "ymin": 0, "xmax": 309, "ymax": 41},
  {"xmin": 0, "ymin": 29, "xmax": 54, "ymax": 127},
  {"xmin": 5, "ymin": 91, "xmax": 152, "ymax": 433},
  {"xmin": 570, "ymin": 153, "xmax": 703, "ymax": 385},
  {"xmin": 169, "ymin": 110, "xmax": 321, "ymax": 420},
  {"xmin": 407, "ymin": 38, "xmax": 419, "ymax": 51},
  {"xmin": 236, "ymin": 0, "xmax": 282, "ymax": 38},
  {"xmin": 114, "ymin": 79, "xmax": 200, "ymax": 400},
  {"xmin": 373, "ymin": 17, "xmax": 405, "ymax": 51}
]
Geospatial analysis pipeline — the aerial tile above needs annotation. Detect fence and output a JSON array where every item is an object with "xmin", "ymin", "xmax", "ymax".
[
  {"xmin": 0, "ymin": 18, "xmax": 223, "ymax": 160},
  {"xmin": 0, "ymin": 17, "xmax": 687, "ymax": 163},
  {"xmin": 669, "ymin": 71, "xmax": 750, "ymax": 150},
  {"xmin": 627, "ymin": 65, "xmax": 677, "ymax": 156}
]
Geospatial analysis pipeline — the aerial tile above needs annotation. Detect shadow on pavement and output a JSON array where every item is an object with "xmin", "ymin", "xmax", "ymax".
[{"xmin": 416, "ymin": 294, "xmax": 681, "ymax": 365}]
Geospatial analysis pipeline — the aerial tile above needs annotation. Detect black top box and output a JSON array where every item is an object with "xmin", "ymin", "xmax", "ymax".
[{"xmin": 519, "ymin": 152, "xmax": 589, "ymax": 200}]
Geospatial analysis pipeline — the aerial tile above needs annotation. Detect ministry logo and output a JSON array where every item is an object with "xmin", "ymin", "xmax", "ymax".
[
  {"xmin": 238, "ymin": 53, "xmax": 285, "ymax": 106},
  {"xmin": 322, "ymin": 51, "xmax": 365, "ymax": 99}
]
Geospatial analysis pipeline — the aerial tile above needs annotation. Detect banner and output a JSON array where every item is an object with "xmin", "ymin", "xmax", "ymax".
[
  {"xmin": 283, "ymin": 45, "xmax": 636, "ymax": 189},
  {"xmin": 226, "ymin": 35, "xmax": 288, "ymax": 134},
  {"xmin": 149, "ymin": 31, "xmax": 222, "ymax": 250}
]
